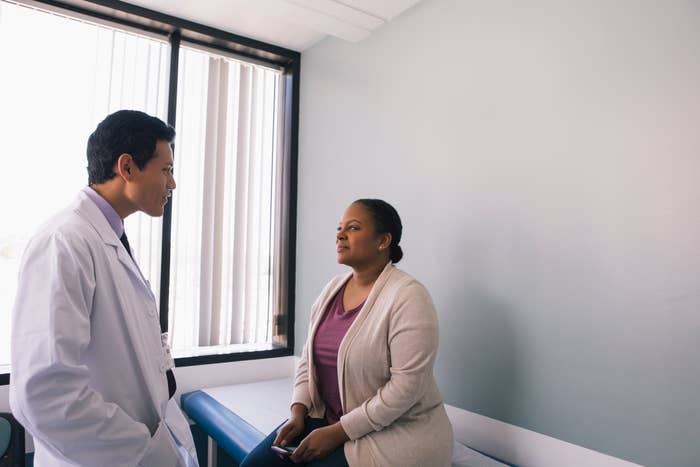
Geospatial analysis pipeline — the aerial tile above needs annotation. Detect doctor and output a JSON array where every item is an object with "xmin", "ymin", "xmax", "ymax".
[{"xmin": 10, "ymin": 110, "xmax": 199, "ymax": 466}]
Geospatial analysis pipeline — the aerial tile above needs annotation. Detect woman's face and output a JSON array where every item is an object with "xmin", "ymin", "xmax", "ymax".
[{"xmin": 336, "ymin": 203, "xmax": 389, "ymax": 268}]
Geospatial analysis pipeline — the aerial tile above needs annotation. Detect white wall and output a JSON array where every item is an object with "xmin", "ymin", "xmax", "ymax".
[{"xmin": 295, "ymin": 1, "xmax": 700, "ymax": 466}]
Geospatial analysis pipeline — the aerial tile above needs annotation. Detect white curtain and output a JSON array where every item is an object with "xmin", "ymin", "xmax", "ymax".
[
  {"xmin": 169, "ymin": 46, "xmax": 284, "ymax": 353},
  {"xmin": 271, "ymin": 73, "xmax": 291, "ymax": 347}
]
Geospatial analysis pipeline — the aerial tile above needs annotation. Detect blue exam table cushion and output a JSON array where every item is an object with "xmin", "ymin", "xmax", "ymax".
[
  {"xmin": 181, "ymin": 378, "xmax": 293, "ymax": 463},
  {"xmin": 0, "ymin": 416, "xmax": 11, "ymax": 456}
]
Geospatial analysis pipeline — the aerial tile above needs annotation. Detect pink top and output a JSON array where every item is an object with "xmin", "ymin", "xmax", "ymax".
[{"xmin": 312, "ymin": 282, "xmax": 364, "ymax": 424}]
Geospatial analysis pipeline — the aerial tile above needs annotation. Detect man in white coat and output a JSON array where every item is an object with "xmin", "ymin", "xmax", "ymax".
[{"xmin": 10, "ymin": 110, "xmax": 199, "ymax": 466}]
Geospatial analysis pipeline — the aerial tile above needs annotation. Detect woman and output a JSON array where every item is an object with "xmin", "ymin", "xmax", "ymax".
[{"xmin": 241, "ymin": 199, "xmax": 453, "ymax": 467}]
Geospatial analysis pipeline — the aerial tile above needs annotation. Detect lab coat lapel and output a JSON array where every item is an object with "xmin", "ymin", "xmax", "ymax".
[
  {"xmin": 74, "ymin": 192, "xmax": 166, "ymax": 414},
  {"xmin": 114, "ymin": 246, "xmax": 156, "ymax": 301},
  {"xmin": 74, "ymin": 191, "xmax": 154, "ymax": 300}
]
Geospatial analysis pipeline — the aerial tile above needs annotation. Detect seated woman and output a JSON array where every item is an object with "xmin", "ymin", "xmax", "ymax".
[{"xmin": 240, "ymin": 199, "xmax": 453, "ymax": 467}]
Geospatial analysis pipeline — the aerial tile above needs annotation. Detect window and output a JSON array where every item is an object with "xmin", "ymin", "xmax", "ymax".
[
  {"xmin": 169, "ymin": 45, "xmax": 287, "ymax": 357},
  {"xmin": 0, "ymin": 0, "xmax": 299, "ymax": 383}
]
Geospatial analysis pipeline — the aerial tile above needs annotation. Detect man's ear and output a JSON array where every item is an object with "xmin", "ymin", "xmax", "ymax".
[{"xmin": 116, "ymin": 153, "xmax": 133, "ymax": 180}]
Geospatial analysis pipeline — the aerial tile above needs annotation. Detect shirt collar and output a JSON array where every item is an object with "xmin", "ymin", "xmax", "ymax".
[{"xmin": 82, "ymin": 186, "xmax": 124, "ymax": 237}]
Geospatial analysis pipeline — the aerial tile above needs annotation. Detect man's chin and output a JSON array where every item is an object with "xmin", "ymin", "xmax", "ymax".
[{"xmin": 144, "ymin": 206, "xmax": 165, "ymax": 217}]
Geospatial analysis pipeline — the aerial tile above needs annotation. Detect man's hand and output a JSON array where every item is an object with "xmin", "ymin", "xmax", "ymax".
[
  {"xmin": 290, "ymin": 422, "xmax": 349, "ymax": 463},
  {"xmin": 273, "ymin": 403, "xmax": 307, "ymax": 447}
]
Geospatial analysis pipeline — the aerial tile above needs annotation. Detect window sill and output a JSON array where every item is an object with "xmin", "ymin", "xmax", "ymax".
[
  {"xmin": 175, "ymin": 345, "xmax": 293, "ymax": 367},
  {"xmin": 0, "ymin": 346, "xmax": 294, "ymax": 386}
]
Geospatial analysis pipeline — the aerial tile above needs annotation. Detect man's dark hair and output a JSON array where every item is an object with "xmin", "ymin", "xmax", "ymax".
[{"xmin": 87, "ymin": 110, "xmax": 175, "ymax": 184}]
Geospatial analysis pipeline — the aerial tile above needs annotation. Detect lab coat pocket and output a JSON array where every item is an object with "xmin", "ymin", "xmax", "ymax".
[
  {"xmin": 138, "ymin": 420, "xmax": 186, "ymax": 467},
  {"xmin": 165, "ymin": 398, "xmax": 200, "ymax": 466}
]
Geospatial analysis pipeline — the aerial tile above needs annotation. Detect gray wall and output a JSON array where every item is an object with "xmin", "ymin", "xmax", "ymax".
[{"xmin": 294, "ymin": 1, "xmax": 700, "ymax": 466}]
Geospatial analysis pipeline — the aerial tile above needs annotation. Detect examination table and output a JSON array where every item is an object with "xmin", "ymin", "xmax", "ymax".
[{"xmin": 181, "ymin": 378, "xmax": 512, "ymax": 467}]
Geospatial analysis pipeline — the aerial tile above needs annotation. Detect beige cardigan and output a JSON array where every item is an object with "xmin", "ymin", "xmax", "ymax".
[{"xmin": 292, "ymin": 263, "xmax": 453, "ymax": 467}]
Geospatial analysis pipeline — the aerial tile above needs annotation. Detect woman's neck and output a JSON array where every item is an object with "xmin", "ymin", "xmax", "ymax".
[{"xmin": 351, "ymin": 261, "xmax": 387, "ymax": 287}]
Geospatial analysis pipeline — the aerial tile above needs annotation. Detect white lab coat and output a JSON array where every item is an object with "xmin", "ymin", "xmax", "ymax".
[{"xmin": 10, "ymin": 191, "xmax": 199, "ymax": 467}]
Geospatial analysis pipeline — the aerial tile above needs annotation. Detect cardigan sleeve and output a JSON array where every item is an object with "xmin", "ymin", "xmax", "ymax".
[
  {"xmin": 290, "ymin": 296, "xmax": 317, "ymax": 410},
  {"xmin": 340, "ymin": 281, "xmax": 439, "ymax": 440},
  {"xmin": 291, "ymin": 337, "xmax": 313, "ymax": 411}
]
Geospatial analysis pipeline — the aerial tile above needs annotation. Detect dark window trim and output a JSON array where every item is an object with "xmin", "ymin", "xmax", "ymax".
[
  {"xmin": 160, "ymin": 28, "xmax": 180, "ymax": 333},
  {"xmin": 1, "ymin": 0, "xmax": 299, "ymax": 385},
  {"xmin": 27, "ymin": 0, "xmax": 299, "ymax": 66},
  {"xmin": 175, "ymin": 347, "xmax": 294, "ymax": 368}
]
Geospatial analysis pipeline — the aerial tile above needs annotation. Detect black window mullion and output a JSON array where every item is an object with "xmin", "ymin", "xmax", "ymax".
[{"xmin": 159, "ymin": 30, "xmax": 180, "ymax": 333}]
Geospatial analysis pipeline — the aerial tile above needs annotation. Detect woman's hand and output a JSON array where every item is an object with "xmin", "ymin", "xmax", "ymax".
[
  {"xmin": 273, "ymin": 403, "xmax": 307, "ymax": 447},
  {"xmin": 290, "ymin": 422, "xmax": 349, "ymax": 463}
]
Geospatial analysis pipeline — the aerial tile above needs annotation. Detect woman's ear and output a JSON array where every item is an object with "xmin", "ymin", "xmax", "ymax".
[{"xmin": 378, "ymin": 233, "xmax": 392, "ymax": 251}]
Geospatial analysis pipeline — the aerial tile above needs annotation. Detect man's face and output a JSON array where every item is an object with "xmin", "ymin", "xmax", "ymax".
[{"xmin": 126, "ymin": 140, "xmax": 176, "ymax": 217}]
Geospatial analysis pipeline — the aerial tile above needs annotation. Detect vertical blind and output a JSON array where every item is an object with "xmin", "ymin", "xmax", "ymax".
[{"xmin": 169, "ymin": 45, "xmax": 284, "ymax": 354}]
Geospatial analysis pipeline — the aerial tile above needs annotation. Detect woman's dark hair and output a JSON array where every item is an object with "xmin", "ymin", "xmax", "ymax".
[
  {"xmin": 87, "ymin": 110, "xmax": 175, "ymax": 184},
  {"xmin": 354, "ymin": 199, "xmax": 403, "ymax": 263}
]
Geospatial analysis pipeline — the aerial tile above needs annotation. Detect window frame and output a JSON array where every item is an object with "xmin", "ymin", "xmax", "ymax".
[{"xmin": 0, "ymin": 0, "xmax": 299, "ymax": 385}]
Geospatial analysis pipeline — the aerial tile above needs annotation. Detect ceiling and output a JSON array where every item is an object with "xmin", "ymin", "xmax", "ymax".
[{"xmin": 121, "ymin": 0, "xmax": 422, "ymax": 51}]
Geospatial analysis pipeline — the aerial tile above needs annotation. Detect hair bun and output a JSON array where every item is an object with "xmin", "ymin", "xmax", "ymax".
[{"xmin": 390, "ymin": 244, "xmax": 403, "ymax": 263}]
